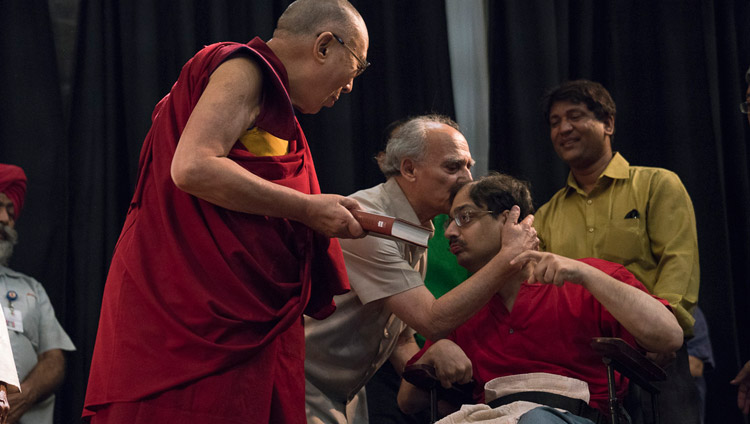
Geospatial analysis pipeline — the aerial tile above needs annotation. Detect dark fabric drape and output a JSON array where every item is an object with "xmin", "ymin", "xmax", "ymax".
[
  {"xmin": 488, "ymin": 1, "xmax": 750, "ymax": 423},
  {"xmin": 61, "ymin": 0, "xmax": 453, "ymax": 422},
  {"xmin": 298, "ymin": 1, "xmax": 455, "ymax": 194},
  {"xmin": 0, "ymin": 1, "xmax": 70, "ymax": 420},
  {"xmin": 3, "ymin": 0, "xmax": 749, "ymax": 423},
  {"xmin": 0, "ymin": 1, "xmax": 68, "ymax": 300}
]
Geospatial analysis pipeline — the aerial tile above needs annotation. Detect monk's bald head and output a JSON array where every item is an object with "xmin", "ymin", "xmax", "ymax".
[{"xmin": 274, "ymin": 0, "xmax": 365, "ymax": 41}]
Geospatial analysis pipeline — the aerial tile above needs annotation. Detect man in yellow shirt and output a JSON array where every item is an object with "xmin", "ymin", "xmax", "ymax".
[{"xmin": 534, "ymin": 79, "xmax": 700, "ymax": 424}]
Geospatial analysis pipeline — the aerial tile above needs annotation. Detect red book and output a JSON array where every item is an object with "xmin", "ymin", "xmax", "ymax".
[{"xmin": 352, "ymin": 210, "xmax": 432, "ymax": 248}]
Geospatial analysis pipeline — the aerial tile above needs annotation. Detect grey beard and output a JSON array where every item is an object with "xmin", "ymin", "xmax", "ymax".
[{"xmin": 0, "ymin": 224, "xmax": 17, "ymax": 267}]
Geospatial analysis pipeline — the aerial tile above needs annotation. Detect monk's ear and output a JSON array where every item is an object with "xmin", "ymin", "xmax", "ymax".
[{"xmin": 314, "ymin": 32, "xmax": 334, "ymax": 64}]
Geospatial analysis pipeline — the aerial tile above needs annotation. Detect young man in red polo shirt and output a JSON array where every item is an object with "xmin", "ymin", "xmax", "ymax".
[{"xmin": 398, "ymin": 173, "xmax": 683, "ymax": 423}]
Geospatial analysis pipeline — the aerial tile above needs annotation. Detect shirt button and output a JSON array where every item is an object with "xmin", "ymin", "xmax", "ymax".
[
  {"xmin": 509, "ymin": 328, "xmax": 514, "ymax": 334},
  {"xmin": 586, "ymin": 199, "xmax": 593, "ymax": 205},
  {"xmin": 588, "ymin": 227, "xmax": 594, "ymax": 233}
]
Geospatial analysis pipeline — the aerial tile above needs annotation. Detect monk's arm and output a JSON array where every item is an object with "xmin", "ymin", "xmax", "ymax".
[{"xmin": 171, "ymin": 56, "xmax": 362, "ymax": 239}]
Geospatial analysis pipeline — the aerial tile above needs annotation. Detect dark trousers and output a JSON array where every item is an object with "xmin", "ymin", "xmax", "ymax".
[
  {"xmin": 624, "ymin": 342, "xmax": 700, "ymax": 424},
  {"xmin": 367, "ymin": 361, "xmax": 431, "ymax": 423}
]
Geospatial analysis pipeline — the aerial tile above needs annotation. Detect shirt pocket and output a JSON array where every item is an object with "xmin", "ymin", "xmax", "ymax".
[{"xmin": 598, "ymin": 218, "xmax": 648, "ymax": 267}]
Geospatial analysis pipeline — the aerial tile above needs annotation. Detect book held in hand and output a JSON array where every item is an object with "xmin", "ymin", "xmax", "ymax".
[{"xmin": 351, "ymin": 210, "xmax": 432, "ymax": 248}]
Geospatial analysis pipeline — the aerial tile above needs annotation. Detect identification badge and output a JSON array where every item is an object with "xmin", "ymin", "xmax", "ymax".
[{"xmin": 3, "ymin": 306, "xmax": 22, "ymax": 333}]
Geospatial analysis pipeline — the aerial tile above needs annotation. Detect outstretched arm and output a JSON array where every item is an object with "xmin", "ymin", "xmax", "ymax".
[
  {"xmin": 7, "ymin": 349, "xmax": 66, "ymax": 424},
  {"xmin": 170, "ymin": 55, "xmax": 363, "ymax": 239},
  {"xmin": 385, "ymin": 206, "xmax": 537, "ymax": 340},
  {"xmin": 731, "ymin": 360, "xmax": 750, "ymax": 415},
  {"xmin": 397, "ymin": 339, "xmax": 473, "ymax": 415},
  {"xmin": 511, "ymin": 251, "xmax": 683, "ymax": 353}
]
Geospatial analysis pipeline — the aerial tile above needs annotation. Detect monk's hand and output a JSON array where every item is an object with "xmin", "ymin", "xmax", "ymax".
[
  {"xmin": 304, "ymin": 194, "xmax": 365, "ymax": 239},
  {"xmin": 511, "ymin": 251, "xmax": 588, "ymax": 287},
  {"xmin": 419, "ymin": 340, "xmax": 473, "ymax": 389}
]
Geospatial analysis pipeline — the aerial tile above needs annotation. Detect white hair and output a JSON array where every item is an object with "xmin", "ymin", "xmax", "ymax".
[{"xmin": 376, "ymin": 114, "xmax": 459, "ymax": 178}]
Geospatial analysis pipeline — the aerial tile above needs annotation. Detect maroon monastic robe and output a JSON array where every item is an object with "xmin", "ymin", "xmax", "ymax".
[{"xmin": 83, "ymin": 38, "xmax": 349, "ymax": 422}]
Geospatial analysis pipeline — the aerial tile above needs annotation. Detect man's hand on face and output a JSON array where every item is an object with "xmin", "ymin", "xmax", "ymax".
[{"xmin": 500, "ymin": 205, "xmax": 538, "ymax": 263}]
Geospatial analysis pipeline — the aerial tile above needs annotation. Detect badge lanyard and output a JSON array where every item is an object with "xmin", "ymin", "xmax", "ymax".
[{"xmin": 6, "ymin": 290, "xmax": 17, "ymax": 313}]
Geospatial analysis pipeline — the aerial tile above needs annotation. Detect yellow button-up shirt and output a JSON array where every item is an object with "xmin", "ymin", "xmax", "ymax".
[{"xmin": 535, "ymin": 152, "xmax": 699, "ymax": 334}]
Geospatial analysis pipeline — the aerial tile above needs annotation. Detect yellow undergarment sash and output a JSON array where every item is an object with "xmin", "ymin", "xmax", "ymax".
[{"xmin": 239, "ymin": 127, "xmax": 289, "ymax": 156}]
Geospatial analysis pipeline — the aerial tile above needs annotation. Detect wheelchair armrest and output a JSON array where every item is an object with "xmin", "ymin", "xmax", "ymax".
[
  {"xmin": 403, "ymin": 363, "xmax": 475, "ymax": 405},
  {"xmin": 403, "ymin": 363, "xmax": 441, "ymax": 389},
  {"xmin": 590, "ymin": 337, "xmax": 666, "ymax": 394}
]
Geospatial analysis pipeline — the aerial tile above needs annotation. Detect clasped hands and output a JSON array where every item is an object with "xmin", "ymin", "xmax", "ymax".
[
  {"xmin": 499, "ymin": 206, "xmax": 587, "ymax": 285},
  {"xmin": 413, "ymin": 339, "xmax": 473, "ymax": 389}
]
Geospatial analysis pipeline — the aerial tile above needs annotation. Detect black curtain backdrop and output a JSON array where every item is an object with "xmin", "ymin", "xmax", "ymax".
[
  {"xmin": 0, "ymin": 1, "xmax": 748, "ymax": 423},
  {"xmin": 0, "ymin": 1, "xmax": 71, "ymax": 419},
  {"xmin": 488, "ymin": 1, "xmax": 750, "ymax": 423},
  {"xmin": 55, "ymin": 0, "xmax": 455, "ymax": 422}
]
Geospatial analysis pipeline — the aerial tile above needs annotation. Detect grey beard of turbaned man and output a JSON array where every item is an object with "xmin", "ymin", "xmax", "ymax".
[{"xmin": 0, "ymin": 224, "xmax": 17, "ymax": 267}]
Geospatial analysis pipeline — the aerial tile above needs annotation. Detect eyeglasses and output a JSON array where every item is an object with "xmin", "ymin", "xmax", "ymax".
[
  {"xmin": 332, "ymin": 33, "xmax": 370, "ymax": 76},
  {"xmin": 446, "ymin": 209, "xmax": 497, "ymax": 229},
  {"xmin": 741, "ymin": 101, "xmax": 750, "ymax": 114}
]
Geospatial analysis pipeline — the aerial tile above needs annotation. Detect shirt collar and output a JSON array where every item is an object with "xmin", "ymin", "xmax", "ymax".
[
  {"xmin": 565, "ymin": 152, "xmax": 630, "ymax": 192},
  {"xmin": 0, "ymin": 265, "xmax": 20, "ymax": 278},
  {"xmin": 383, "ymin": 178, "xmax": 435, "ymax": 234}
]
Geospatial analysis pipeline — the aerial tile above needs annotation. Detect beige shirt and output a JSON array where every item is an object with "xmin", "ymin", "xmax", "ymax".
[{"xmin": 305, "ymin": 178, "xmax": 430, "ymax": 408}]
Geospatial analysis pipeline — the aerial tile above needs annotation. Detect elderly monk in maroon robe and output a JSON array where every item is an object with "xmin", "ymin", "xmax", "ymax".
[{"xmin": 83, "ymin": 1, "xmax": 369, "ymax": 423}]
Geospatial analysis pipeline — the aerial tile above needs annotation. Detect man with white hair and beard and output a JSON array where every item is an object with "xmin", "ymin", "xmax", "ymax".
[{"xmin": 0, "ymin": 163, "xmax": 74, "ymax": 424}]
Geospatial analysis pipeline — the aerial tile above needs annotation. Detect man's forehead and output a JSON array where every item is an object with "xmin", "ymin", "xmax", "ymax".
[
  {"xmin": 442, "ymin": 155, "xmax": 474, "ymax": 167},
  {"xmin": 449, "ymin": 188, "xmax": 478, "ymax": 214},
  {"xmin": 550, "ymin": 101, "xmax": 590, "ymax": 114},
  {"xmin": 451, "ymin": 203, "xmax": 477, "ymax": 214},
  {"xmin": 0, "ymin": 193, "xmax": 11, "ymax": 204},
  {"xmin": 425, "ymin": 138, "xmax": 470, "ymax": 162}
]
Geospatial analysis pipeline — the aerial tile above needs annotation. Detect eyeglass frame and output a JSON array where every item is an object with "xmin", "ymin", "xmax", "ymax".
[
  {"xmin": 331, "ymin": 33, "xmax": 370, "ymax": 76},
  {"xmin": 446, "ymin": 208, "xmax": 498, "ymax": 229},
  {"xmin": 740, "ymin": 101, "xmax": 749, "ymax": 114}
]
